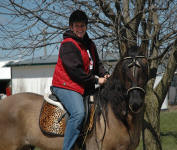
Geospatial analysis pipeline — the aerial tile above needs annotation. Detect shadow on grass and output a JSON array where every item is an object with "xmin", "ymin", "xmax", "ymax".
[{"xmin": 161, "ymin": 131, "xmax": 177, "ymax": 138}]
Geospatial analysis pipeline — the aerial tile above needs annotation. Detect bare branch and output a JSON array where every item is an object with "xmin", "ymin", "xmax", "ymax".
[
  {"xmin": 93, "ymin": 0, "xmax": 116, "ymax": 23},
  {"xmin": 9, "ymin": 0, "xmax": 67, "ymax": 30}
]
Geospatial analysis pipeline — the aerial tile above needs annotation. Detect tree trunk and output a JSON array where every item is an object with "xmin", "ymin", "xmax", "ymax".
[
  {"xmin": 143, "ymin": 40, "xmax": 177, "ymax": 150},
  {"xmin": 143, "ymin": 87, "xmax": 162, "ymax": 150}
]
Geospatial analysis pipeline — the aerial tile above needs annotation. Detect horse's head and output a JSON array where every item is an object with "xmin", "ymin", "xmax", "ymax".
[{"xmin": 113, "ymin": 46, "xmax": 149, "ymax": 113}]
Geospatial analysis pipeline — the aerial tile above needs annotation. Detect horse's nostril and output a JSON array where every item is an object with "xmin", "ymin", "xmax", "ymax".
[
  {"xmin": 129, "ymin": 103, "xmax": 141, "ymax": 113},
  {"xmin": 132, "ymin": 103, "xmax": 139, "ymax": 111}
]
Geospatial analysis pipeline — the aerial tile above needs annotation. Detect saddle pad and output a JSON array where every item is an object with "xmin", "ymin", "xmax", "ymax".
[
  {"xmin": 39, "ymin": 100, "xmax": 66, "ymax": 136},
  {"xmin": 39, "ymin": 99, "xmax": 95, "ymax": 137}
]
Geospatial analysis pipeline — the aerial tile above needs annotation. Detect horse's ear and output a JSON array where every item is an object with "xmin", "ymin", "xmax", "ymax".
[
  {"xmin": 140, "ymin": 42, "xmax": 148, "ymax": 57},
  {"xmin": 120, "ymin": 42, "xmax": 127, "ymax": 57}
]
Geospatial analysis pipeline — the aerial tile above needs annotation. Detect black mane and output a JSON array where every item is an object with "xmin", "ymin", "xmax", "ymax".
[
  {"xmin": 94, "ymin": 76, "xmax": 128, "ymax": 125},
  {"xmin": 93, "ymin": 45, "xmax": 146, "ymax": 128}
]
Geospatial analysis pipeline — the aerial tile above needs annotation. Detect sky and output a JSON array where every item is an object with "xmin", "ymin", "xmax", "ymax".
[{"xmin": 0, "ymin": 1, "xmax": 60, "ymax": 61}]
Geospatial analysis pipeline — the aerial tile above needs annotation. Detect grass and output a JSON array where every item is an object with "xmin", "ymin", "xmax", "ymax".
[
  {"xmin": 137, "ymin": 110, "xmax": 177, "ymax": 150},
  {"xmin": 35, "ymin": 110, "xmax": 177, "ymax": 150},
  {"xmin": 160, "ymin": 111, "xmax": 177, "ymax": 150}
]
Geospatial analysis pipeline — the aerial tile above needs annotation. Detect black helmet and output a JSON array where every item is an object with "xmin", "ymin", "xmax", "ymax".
[{"xmin": 69, "ymin": 10, "xmax": 88, "ymax": 26}]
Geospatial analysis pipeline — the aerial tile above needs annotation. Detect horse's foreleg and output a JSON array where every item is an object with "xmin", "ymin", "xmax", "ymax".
[
  {"xmin": 30, "ymin": 146, "xmax": 35, "ymax": 150},
  {"xmin": 19, "ymin": 145, "xmax": 35, "ymax": 150}
]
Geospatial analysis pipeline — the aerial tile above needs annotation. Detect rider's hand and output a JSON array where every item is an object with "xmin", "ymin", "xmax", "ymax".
[
  {"xmin": 98, "ymin": 77, "xmax": 107, "ymax": 85},
  {"xmin": 104, "ymin": 74, "xmax": 110, "ymax": 79}
]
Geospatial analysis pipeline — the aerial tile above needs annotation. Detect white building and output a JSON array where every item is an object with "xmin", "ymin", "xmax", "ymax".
[
  {"xmin": 154, "ymin": 74, "xmax": 168, "ymax": 110},
  {"xmin": 154, "ymin": 72, "xmax": 177, "ymax": 110},
  {"xmin": 0, "ymin": 61, "xmax": 11, "ymax": 98},
  {"xmin": 6, "ymin": 56, "xmax": 57, "ymax": 95}
]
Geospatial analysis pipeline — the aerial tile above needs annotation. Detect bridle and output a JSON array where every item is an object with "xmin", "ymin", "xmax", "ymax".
[{"xmin": 122, "ymin": 56, "xmax": 148, "ymax": 96}]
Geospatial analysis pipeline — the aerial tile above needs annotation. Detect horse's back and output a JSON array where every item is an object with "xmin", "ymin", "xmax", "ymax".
[
  {"xmin": 0, "ymin": 92, "xmax": 42, "ymax": 118},
  {"xmin": 0, "ymin": 93, "xmax": 43, "ymax": 149},
  {"xmin": 0, "ymin": 92, "xmax": 63, "ymax": 150},
  {"xmin": 0, "ymin": 92, "xmax": 43, "ymax": 106},
  {"xmin": 0, "ymin": 92, "xmax": 43, "ymax": 126}
]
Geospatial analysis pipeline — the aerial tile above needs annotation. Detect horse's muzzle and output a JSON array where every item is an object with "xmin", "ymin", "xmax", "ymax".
[{"xmin": 128, "ymin": 90, "xmax": 144, "ymax": 113}]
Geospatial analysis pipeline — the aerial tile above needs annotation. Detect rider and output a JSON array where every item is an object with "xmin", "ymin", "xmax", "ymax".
[{"xmin": 52, "ymin": 9, "xmax": 109, "ymax": 150}]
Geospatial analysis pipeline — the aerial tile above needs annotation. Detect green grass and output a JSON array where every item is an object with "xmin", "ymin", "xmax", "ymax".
[
  {"xmin": 160, "ymin": 111, "xmax": 177, "ymax": 150},
  {"xmin": 35, "ymin": 111, "xmax": 177, "ymax": 150},
  {"xmin": 137, "ymin": 111, "xmax": 177, "ymax": 150}
]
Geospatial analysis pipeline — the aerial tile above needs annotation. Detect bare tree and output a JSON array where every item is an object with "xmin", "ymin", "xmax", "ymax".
[{"xmin": 0, "ymin": 0, "xmax": 177, "ymax": 150}]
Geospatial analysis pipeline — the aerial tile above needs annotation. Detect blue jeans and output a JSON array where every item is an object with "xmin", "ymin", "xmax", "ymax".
[{"xmin": 52, "ymin": 87, "xmax": 85, "ymax": 150}]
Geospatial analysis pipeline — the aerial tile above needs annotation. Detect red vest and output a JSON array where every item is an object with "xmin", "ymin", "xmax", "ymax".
[{"xmin": 52, "ymin": 38, "xmax": 95, "ymax": 95}]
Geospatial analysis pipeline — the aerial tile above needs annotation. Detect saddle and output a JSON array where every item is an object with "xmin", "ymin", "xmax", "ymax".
[{"xmin": 39, "ymin": 88, "xmax": 95, "ymax": 137}]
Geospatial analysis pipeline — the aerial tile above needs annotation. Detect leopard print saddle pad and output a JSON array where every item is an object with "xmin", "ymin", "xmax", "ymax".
[{"xmin": 39, "ymin": 95, "xmax": 95, "ymax": 137}]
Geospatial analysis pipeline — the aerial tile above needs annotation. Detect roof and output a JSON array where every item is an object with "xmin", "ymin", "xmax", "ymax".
[
  {"xmin": 0, "ymin": 61, "xmax": 12, "ymax": 67},
  {"xmin": 6, "ymin": 53, "xmax": 118, "ymax": 67},
  {"xmin": 6, "ymin": 55, "xmax": 58, "ymax": 67}
]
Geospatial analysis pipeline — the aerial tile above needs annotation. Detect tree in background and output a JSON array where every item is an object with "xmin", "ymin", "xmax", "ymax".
[{"xmin": 0, "ymin": 0, "xmax": 177, "ymax": 149}]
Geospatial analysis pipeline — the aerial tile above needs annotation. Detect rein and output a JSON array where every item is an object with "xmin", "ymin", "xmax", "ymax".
[
  {"xmin": 94, "ymin": 87, "xmax": 107, "ymax": 150},
  {"xmin": 81, "ymin": 87, "xmax": 107, "ymax": 150}
]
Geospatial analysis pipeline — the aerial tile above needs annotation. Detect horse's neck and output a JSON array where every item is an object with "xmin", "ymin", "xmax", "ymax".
[
  {"xmin": 127, "ymin": 112, "xmax": 143, "ymax": 149},
  {"xmin": 101, "ymin": 106, "xmax": 143, "ymax": 149},
  {"xmin": 86, "ymin": 105, "xmax": 143, "ymax": 150},
  {"xmin": 126, "ymin": 112, "xmax": 143, "ymax": 142}
]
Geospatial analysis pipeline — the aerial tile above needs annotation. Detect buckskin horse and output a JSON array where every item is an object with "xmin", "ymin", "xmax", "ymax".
[{"xmin": 0, "ymin": 46, "xmax": 149, "ymax": 150}]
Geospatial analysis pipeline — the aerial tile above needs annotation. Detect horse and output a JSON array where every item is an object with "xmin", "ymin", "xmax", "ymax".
[{"xmin": 0, "ymin": 47, "xmax": 149, "ymax": 150}]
